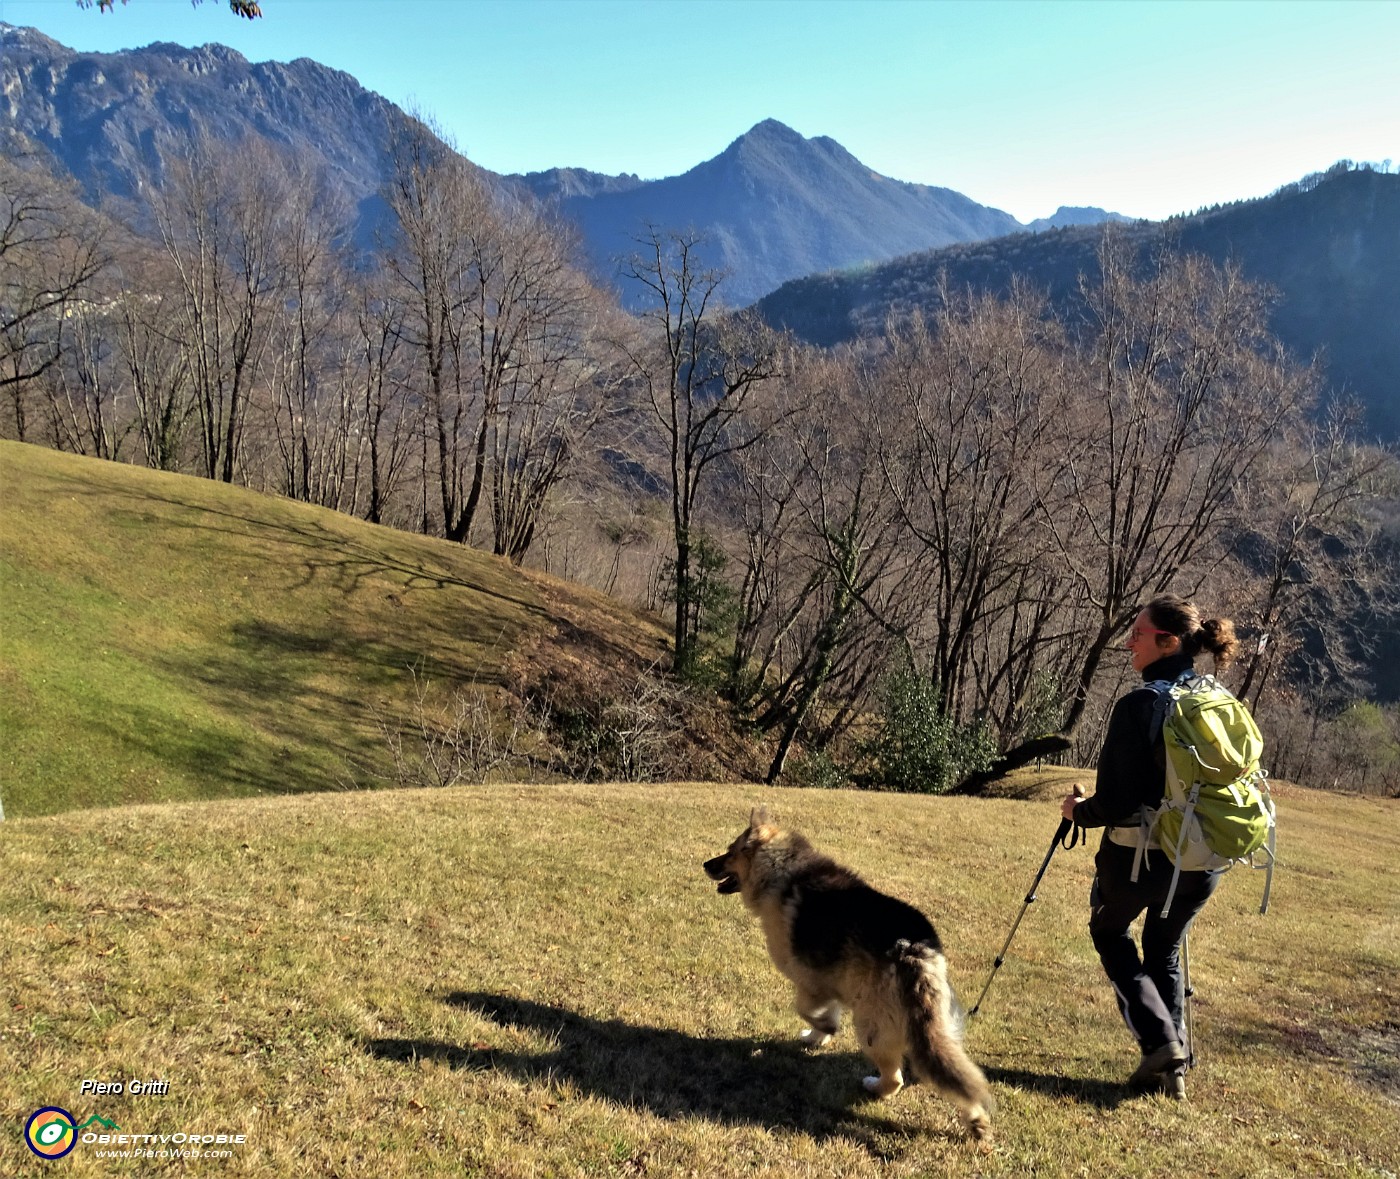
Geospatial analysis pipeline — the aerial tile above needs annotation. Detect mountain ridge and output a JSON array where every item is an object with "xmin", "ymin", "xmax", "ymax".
[
  {"xmin": 1, "ymin": 21, "xmax": 431, "ymax": 247},
  {"xmin": 511, "ymin": 117, "xmax": 1029, "ymax": 305},
  {"xmin": 1027, "ymin": 205, "xmax": 1134, "ymax": 232},
  {"xmin": 2, "ymin": 24, "xmax": 1125, "ymax": 305}
]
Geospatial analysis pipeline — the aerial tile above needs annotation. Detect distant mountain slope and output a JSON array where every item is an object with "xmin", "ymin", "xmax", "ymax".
[
  {"xmin": 508, "ymin": 166, "xmax": 648, "ymax": 202},
  {"xmin": 0, "ymin": 22, "xmax": 434, "ymax": 246},
  {"xmin": 514, "ymin": 119, "xmax": 1024, "ymax": 306},
  {"xmin": 1026, "ymin": 205, "xmax": 1131, "ymax": 232},
  {"xmin": 2, "ymin": 26, "xmax": 1127, "ymax": 309},
  {"xmin": 755, "ymin": 165, "xmax": 1400, "ymax": 440}
]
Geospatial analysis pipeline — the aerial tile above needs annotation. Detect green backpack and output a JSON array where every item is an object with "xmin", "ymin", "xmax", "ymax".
[{"xmin": 1131, "ymin": 671, "xmax": 1277, "ymax": 917}]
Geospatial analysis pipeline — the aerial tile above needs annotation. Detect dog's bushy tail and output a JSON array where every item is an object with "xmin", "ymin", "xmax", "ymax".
[{"xmin": 893, "ymin": 939, "xmax": 994, "ymax": 1141}]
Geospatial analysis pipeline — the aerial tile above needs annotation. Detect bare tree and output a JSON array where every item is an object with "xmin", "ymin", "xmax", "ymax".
[
  {"xmin": 727, "ymin": 345, "xmax": 912, "ymax": 780},
  {"xmin": 385, "ymin": 114, "xmax": 603, "ymax": 552},
  {"xmin": 152, "ymin": 134, "xmax": 292, "ymax": 483},
  {"xmin": 489, "ymin": 323, "xmax": 621, "ymax": 563},
  {"xmin": 622, "ymin": 228, "xmax": 783, "ymax": 672},
  {"xmin": 39, "ymin": 296, "xmax": 130, "ymax": 461},
  {"xmin": 1030, "ymin": 238, "xmax": 1313, "ymax": 747},
  {"xmin": 475, "ymin": 206, "xmax": 616, "ymax": 563},
  {"xmin": 347, "ymin": 276, "xmax": 417, "ymax": 526},
  {"xmin": 111, "ymin": 263, "xmax": 196, "ymax": 471},
  {"xmin": 383, "ymin": 114, "xmax": 496, "ymax": 541},
  {"xmin": 1, "ymin": 153, "xmax": 109, "ymax": 440},
  {"xmin": 1228, "ymin": 403, "xmax": 1399, "ymax": 709},
  {"xmin": 264, "ymin": 161, "xmax": 356, "ymax": 508},
  {"xmin": 874, "ymin": 285, "xmax": 1065, "ymax": 730}
]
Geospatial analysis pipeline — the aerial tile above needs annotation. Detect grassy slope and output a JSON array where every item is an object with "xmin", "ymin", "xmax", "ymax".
[
  {"xmin": 1, "ymin": 782, "xmax": 1396, "ymax": 1177},
  {"xmin": 0, "ymin": 441, "xmax": 671, "ymax": 817}
]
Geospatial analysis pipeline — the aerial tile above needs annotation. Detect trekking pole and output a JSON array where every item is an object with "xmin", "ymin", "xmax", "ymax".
[
  {"xmin": 1181, "ymin": 931, "xmax": 1196, "ymax": 1069},
  {"xmin": 969, "ymin": 801, "xmax": 1084, "ymax": 1018}
]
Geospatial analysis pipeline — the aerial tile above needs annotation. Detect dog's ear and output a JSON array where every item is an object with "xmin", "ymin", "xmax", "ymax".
[{"xmin": 747, "ymin": 805, "xmax": 776, "ymax": 844}]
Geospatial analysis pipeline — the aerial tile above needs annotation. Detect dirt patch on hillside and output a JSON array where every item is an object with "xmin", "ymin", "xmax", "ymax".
[{"xmin": 505, "ymin": 569, "xmax": 769, "ymax": 783}]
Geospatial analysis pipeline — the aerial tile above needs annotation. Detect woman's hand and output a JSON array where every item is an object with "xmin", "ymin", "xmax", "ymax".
[{"xmin": 1061, "ymin": 784, "xmax": 1086, "ymax": 821}]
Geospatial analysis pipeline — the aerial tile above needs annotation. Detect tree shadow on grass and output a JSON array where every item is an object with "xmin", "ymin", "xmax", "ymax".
[
  {"xmin": 362, "ymin": 991, "xmax": 967, "ymax": 1155},
  {"xmin": 57, "ymin": 472, "xmax": 544, "ymax": 614},
  {"xmin": 139, "ymin": 618, "xmax": 523, "ymax": 798},
  {"xmin": 1204, "ymin": 1007, "xmax": 1400, "ymax": 1101}
]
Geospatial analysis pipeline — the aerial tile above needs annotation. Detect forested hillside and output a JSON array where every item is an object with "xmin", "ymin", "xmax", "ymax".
[{"xmin": 756, "ymin": 164, "xmax": 1400, "ymax": 442}]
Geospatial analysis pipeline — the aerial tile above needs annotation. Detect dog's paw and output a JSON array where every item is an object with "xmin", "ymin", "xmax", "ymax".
[
  {"xmin": 862, "ymin": 1074, "xmax": 902, "ymax": 1098},
  {"xmin": 799, "ymin": 1028, "xmax": 832, "ymax": 1049}
]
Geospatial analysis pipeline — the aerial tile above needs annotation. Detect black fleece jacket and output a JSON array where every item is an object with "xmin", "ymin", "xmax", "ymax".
[{"xmin": 1072, "ymin": 651, "xmax": 1196, "ymax": 830}]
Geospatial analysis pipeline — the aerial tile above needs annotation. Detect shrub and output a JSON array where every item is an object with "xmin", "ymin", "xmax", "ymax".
[
  {"xmin": 548, "ymin": 666, "xmax": 684, "ymax": 783},
  {"xmin": 784, "ymin": 748, "xmax": 850, "ymax": 791},
  {"xmin": 861, "ymin": 667, "xmax": 997, "ymax": 794},
  {"xmin": 365, "ymin": 665, "xmax": 549, "ymax": 789}
]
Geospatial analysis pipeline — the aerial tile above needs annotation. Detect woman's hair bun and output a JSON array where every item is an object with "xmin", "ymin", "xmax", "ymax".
[
  {"xmin": 1198, "ymin": 617, "xmax": 1238, "ymax": 667},
  {"xmin": 1144, "ymin": 594, "xmax": 1239, "ymax": 669}
]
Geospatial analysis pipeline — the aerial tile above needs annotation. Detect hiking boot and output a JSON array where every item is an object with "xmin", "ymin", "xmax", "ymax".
[
  {"xmin": 1128, "ymin": 1042, "xmax": 1188, "ymax": 1091},
  {"xmin": 1160, "ymin": 1070, "xmax": 1187, "ymax": 1100}
]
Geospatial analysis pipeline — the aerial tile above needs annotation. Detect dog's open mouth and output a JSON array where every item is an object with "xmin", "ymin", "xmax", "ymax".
[{"xmin": 704, "ymin": 855, "xmax": 740, "ymax": 894}]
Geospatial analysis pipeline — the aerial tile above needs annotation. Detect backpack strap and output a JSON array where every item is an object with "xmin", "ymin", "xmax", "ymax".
[
  {"xmin": 1159, "ymin": 778, "xmax": 1205, "ymax": 919},
  {"xmin": 1258, "ymin": 827, "xmax": 1276, "ymax": 915},
  {"xmin": 1134, "ymin": 676, "xmax": 1184, "ymax": 886},
  {"xmin": 1159, "ymin": 794, "xmax": 1190, "ymax": 918},
  {"xmin": 1128, "ymin": 807, "xmax": 1151, "ymax": 883},
  {"xmin": 1256, "ymin": 790, "xmax": 1278, "ymax": 915},
  {"xmin": 1145, "ymin": 678, "xmax": 1178, "ymax": 749}
]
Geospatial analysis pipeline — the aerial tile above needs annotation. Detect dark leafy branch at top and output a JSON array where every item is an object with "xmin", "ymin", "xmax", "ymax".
[{"xmin": 82, "ymin": 0, "xmax": 263, "ymax": 18}]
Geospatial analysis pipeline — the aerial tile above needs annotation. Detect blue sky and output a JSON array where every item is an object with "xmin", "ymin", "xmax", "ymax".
[{"xmin": 2, "ymin": 0, "xmax": 1396, "ymax": 223}]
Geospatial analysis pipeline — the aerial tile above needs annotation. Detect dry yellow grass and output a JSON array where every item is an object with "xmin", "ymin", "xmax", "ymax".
[{"xmin": 2, "ymin": 781, "xmax": 1396, "ymax": 1177}]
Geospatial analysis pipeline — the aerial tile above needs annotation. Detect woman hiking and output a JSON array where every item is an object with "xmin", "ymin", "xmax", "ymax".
[{"xmin": 1060, "ymin": 593, "xmax": 1240, "ymax": 1099}]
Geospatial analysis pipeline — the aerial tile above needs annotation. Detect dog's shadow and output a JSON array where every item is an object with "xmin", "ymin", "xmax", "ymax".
[
  {"xmin": 983, "ymin": 1065, "xmax": 1130, "ymax": 1111},
  {"xmin": 364, "ymin": 991, "xmax": 942, "ymax": 1146}
]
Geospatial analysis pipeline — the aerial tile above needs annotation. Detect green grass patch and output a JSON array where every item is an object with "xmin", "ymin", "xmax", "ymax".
[
  {"xmin": 1, "ymin": 782, "xmax": 1395, "ymax": 1176},
  {"xmin": 0, "ymin": 442, "xmax": 591, "ymax": 816}
]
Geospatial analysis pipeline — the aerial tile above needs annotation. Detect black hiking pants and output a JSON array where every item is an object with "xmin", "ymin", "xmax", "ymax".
[{"xmin": 1089, "ymin": 839, "xmax": 1221, "ymax": 1058}]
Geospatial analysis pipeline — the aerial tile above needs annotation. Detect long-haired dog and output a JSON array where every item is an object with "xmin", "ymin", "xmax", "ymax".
[{"xmin": 703, "ymin": 807, "xmax": 993, "ymax": 1141}]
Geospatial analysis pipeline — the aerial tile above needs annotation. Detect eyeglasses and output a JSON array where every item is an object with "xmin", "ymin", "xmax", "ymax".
[{"xmin": 1128, "ymin": 623, "xmax": 1172, "ymax": 642}]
